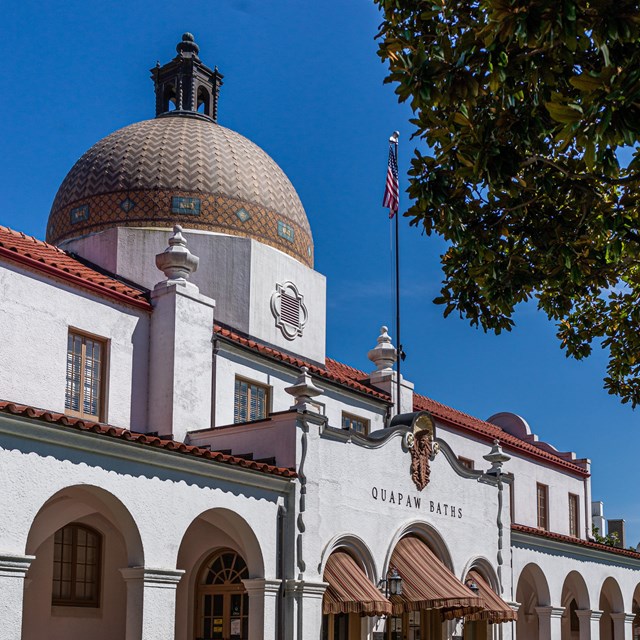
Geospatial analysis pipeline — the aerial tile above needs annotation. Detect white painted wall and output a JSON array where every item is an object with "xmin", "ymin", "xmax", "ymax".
[
  {"xmin": 65, "ymin": 227, "xmax": 327, "ymax": 364},
  {"xmin": 212, "ymin": 348, "xmax": 387, "ymax": 433},
  {"xmin": 437, "ymin": 424, "xmax": 589, "ymax": 539},
  {"xmin": 0, "ymin": 262, "xmax": 149, "ymax": 430}
]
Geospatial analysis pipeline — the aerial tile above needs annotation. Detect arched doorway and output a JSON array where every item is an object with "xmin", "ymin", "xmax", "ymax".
[{"xmin": 195, "ymin": 549, "xmax": 249, "ymax": 640}]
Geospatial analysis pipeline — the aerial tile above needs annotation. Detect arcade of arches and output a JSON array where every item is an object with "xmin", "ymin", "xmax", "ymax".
[{"xmin": 15, "ymin": 484, "xmax": 640, "ymax": 640}]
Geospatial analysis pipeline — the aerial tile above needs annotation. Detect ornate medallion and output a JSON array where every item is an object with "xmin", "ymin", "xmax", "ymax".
[{"xmin": 407, "ymin": 413, "xmax": 437, "ymax": 491}]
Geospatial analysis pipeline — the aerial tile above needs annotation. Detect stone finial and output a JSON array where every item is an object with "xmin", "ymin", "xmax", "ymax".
[
  {"xmin": 483, "ymin": 439, "xmax": 511, "ymax": 475},
  {"xmin": 368, "ymin": 326, "xmax": 397, "ymax": 373},
  {"xmin": 285, "ymin": 366, "xmax": 323, "ymax": 411},
  {"xmin": 155, "ymin": 225, "xmax": 199, "ymax": 283}
]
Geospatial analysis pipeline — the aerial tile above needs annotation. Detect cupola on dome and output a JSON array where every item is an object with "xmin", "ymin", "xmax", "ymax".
[{"xmin": 46, "ymin": 33, "xmax": 313, "ymax": 267}]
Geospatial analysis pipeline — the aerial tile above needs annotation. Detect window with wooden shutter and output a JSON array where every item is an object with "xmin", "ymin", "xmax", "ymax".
[
  {"xmin": 569, "ymin": 493, "xmax": 580, "ymax": 537},
  {"xmin": 234, "ymin": 377, "xmax": 269, "ymax": 423},
  {"xmin": 537, "ymin": 483, "xmax": 549, "ymax": 530},
  {"xmin": 65, "ymin": 331, "xmax": 107, "ymax": 421}
]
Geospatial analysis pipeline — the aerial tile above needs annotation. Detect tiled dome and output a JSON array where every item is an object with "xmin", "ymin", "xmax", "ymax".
[{"xmin": 47, "ymin": 115, "xmax": 313, "ymax": 267}]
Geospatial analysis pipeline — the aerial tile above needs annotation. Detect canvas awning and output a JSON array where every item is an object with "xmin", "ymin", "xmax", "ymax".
[
  {"xmin": 464, "ymin": 570, "xmax": 517, "ymax": 623},
  {"xmin": 322, "ymin": 550, "xmax": 393, "ymax": 617},
  {"xmin": 389, "ymin": 536, "xmax": 483, "ymax": 617}
]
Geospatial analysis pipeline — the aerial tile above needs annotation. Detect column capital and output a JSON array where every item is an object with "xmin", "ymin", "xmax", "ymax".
[
  {"xmin": 576, "ymin": 609, "xmax": 603, "ymax": 622},
  {"xmin": 285, "ymin": 579, "xmax": 329, "ymax": 599},
  {"xmin": 0, "ymin": 553, "xmax": 35, "ymax": 577},
  {"xmin": 120, "ymin": 566, "xmax": 185, "ymax": 588},
  {"xmin": 610, "ymin": 612, "xmax": 636, "ymax": 624},
  {"xmin": 242, "ymin": 578, "xmax": 282, "ymax": 595},
  {"xmin": 536, "ymin": 605, "xmax": 565, "ymax": 619}
]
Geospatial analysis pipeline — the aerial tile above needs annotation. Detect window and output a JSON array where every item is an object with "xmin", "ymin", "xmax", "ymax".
[
  {"xmin": 569, "ymin": 493, "xmax": 580, "ymax": 537},
  {"xmin": 52, "ymin": 524, "xmax": 101, "ymax": 607},
  {"xmin": 65, "ymin": 331, "xmax": 107, "ymax": 421},
  {"xmin": 342, "ymin": 412, "xmax": 369, "ymax": 435},
  {"xmin": 234, "ymin": 377, "xmax": 269, "ymax": 423},
  {"xmin": 537, "ymin": 483, "xmax": 549, "ymax": 530},
  {"xmin": 458, "ymin": 456, "xmax": 474, "ymax": 469}
]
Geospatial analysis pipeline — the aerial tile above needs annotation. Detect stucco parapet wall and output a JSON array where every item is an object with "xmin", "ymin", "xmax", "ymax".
[
  {"xmin": 0, "ymin": 401, "xmax": 296, "ymax": 482},
  {"xmin": 0, "ymin": 224, "xmax": 151, "ymax": 311},
  {"xmin": 511, "ymin": 524, "xmax": 640, "ymax": 566},
  {"xmin": 214, "ymin": 324, "xmax": 392, "ymax": 403}
]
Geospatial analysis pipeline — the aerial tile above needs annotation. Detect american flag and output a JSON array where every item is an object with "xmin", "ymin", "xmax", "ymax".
[{"xmin": 383, "ymin": 143, "xmax": 399, "ymax": 218}]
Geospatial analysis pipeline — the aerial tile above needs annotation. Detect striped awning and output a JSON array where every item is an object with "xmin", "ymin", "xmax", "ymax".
[
  {"xmin": 322, "ymin": 551, "xmax": 393, "ymax": 617},
  {"xmin": 389, "ymin": 536, "xmax": 483, "ymax": 617},
  {"xmin": 465, "ymin": 570, "xmax": 517, "ymax": 623}
]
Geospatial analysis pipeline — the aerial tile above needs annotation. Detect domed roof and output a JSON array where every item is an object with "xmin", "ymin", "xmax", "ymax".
[
  {"xmin": 47, "ymin": 34, "xmax": 313, "ymax": 267},
  {"xmin": 47, "ymin": 116, "xmax": 313, "ymax": 267}
]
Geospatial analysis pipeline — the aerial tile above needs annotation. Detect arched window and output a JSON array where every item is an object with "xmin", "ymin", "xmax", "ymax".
[
  {"xmin": 52, "ymin": 524, "xmax": 102, "ymax": 607},
  {"xmin": 196, "ymin": 549, "xmax": 249, "ymax": 640}
]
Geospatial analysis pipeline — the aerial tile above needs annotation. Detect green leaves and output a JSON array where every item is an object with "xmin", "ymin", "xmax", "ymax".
[{"xmin": 375, "ymin": 0, "xmax": 640, "ymax": 406}]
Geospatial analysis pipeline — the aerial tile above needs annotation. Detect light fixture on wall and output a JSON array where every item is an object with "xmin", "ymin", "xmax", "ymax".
[
  {"xmin": 465, "ymin": 578, "xmax": 480, "ymax": 593},
  {"xmin": 379, "ymin": 566, "xmax": 403, "ymax": 597}
]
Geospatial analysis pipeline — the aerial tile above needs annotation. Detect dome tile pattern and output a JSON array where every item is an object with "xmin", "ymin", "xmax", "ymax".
[{"xmin": 47, "ymin": 116, "xmax": 313, "ymax": 266}]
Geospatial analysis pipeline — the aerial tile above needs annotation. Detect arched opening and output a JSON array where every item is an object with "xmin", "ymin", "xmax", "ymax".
[
  {"xmin": 462, "ymin": 562, "xmax": 515, "ymax": 640},
  {"xmin": 175, "ymin": 508, "xmax": 264, "ymax": 640},
  {"xmin": 197, "ymin": 86, "xmax": 211, "ymax": 115},
  {"xmin": 320, "ymin": 539, "xmax": 389, "ymax": 640},
  {"xmin": 632, "ymin": 583, "xmax": 640, "ymax": 639},
  {"xmin": 599, "ymin": 577, "xmax": 624, "ymax": 640},
  {"xmin": 382, "ymin": 530, "xmax": 480, "ymax": 640},
  {"xmin": 515, "ymin": 563, "xmax": 551, "ymax": 640},
  {"xmin": 21, "ymin": 485, "xmax": 143, "ymax": 640},
  {"xmin": 195, "ymin": 549, "xmax": 249, "ymax": 640},
  {"xmin": 163, "ymin": 83, "xmax": 177, "ymax": 112},
  {"xmin": 560, "ymin": 571, "xmax": 589, "ymax": 640}
]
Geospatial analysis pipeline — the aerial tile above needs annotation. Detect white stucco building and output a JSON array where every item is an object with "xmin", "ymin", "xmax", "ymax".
[{"xmin": 0, "ymin": 33, "xmax": 639, "ymax": 640}]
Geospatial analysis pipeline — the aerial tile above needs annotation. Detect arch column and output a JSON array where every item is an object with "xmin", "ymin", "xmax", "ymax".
[
  {"xmin": 242, "ymin": 578, "xmax": 282, "ymax": 640},
  {"xmin": 611, "ymin": 612, "xmax": 636, "ymax": 640},
  {"xmin": 0, "ymin": 553, "xmax": 34, "ymax": 640},
  {"xmin": 536, "ymin": 606, "xmax": 564, "ymax": 640},
  {"xmin": 576, "ymin": 609, "xmax": 603, "ymax": 640},
  {"xmin": 120, "ymin": 567, "xmax": 185, "ymax": 640},
  {"xmin": 287, "ymin": 579, "xmax": 329, "ymax": 640}
]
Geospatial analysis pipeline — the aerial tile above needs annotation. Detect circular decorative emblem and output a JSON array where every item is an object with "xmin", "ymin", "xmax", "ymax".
[
  {"xmin": 270, "ymin": 281, "xmax": 308, "ymax": 340},
  {"xmin": 403, "ymin": 432, "xmax": 415, "ymax": 449}
]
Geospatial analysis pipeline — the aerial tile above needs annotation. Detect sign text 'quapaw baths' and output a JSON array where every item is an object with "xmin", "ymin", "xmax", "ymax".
[{"xmin": 370, "ymin": 487, "xmax": 463, "ymax": 519}]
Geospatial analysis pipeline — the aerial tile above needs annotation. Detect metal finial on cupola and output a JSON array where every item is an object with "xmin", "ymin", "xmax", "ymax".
[{"xmin": 151, "ymin": 33, "xmax": 224, "ymax": 122}]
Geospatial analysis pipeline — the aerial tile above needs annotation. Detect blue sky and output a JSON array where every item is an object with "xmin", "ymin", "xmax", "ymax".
[{"xmin": 2, "ymin": 1, "xmax": 637, "ymax": 545}]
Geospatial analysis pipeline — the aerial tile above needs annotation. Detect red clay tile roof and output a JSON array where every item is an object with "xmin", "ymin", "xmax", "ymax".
[
  {"xmin": 413, "ymin": 393, "xmax": 590, "ymax": 477},
  {"xmin": 0, "ymin": 401, "xmax": 296, "ymax": 479},
  {"xmin": 215, "ymin": 324, "xmax": 589, "ymax": 477},
  {"xmin": 0, "ymin": 225, "xmax": 151, "ymax": 310},
  {"xmin": 512, "ymin": 523, "xmax": 640, "ymax": 560},
  {"xmin": 214, "ymin": 325, "xmax": 392, "ymax": 402}
]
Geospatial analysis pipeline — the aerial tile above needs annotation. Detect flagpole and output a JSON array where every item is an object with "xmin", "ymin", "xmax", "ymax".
[{"xmin": 391, "ymin": 133, "xmax": 402, "ymax": 414}]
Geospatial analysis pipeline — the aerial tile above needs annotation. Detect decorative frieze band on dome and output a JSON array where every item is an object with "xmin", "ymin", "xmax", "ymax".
[{"xmin": 47, "ymin": 117, "xmax": 314, "ymax": 266}]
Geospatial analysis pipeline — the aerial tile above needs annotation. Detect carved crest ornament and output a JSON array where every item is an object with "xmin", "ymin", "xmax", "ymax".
[{"xmin": 405, "ymin": 413, "xmax": 439, "ymax": 491}]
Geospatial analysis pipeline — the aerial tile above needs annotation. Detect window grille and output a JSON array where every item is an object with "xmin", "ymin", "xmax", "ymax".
[
  {"xmin": 52, "ymin": 524, "xmax": 101, "ymax": 607},
  {"xmin": 234, "ymin": 377, "xmax": 269, "ymax": 423},
  {"xmin": 65, "ymin": 331, "xmax": 106, "ymax": 420}
]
